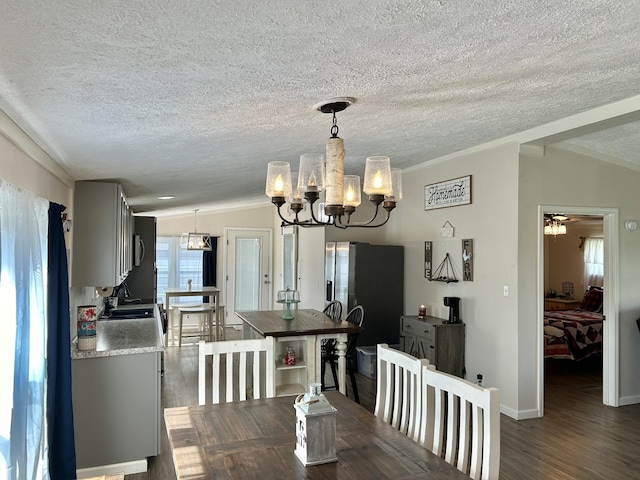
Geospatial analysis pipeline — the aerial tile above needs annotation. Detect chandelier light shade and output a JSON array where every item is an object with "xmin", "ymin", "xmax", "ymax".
[
  {"xmin": 265, "ymin": 97, "xmax": 400, "ymax": 229},
  {"xmin": 387, "ymin": 168, "xmax": 403, "ymax": 201},
  {"xmin": 544, "ymin": 219, "xmax": 567, "ymax": 236},
  {"xmin": 362, "ymin": 156, "xmax": 392, "ymax": 196},
  {"xmin": 343, "ymin": 175, "xmax": 362, "ymax": 210},
  {"xmin": 181, "ymin": 209, "xmax": 213, "ymax": 251},
  {"xmin": 298, "ymin": 153, "xmax": 326, "ymax": 194},
  {"xmin": 265, "ymin": 161, "xmax": 293, "ymax": 199}
]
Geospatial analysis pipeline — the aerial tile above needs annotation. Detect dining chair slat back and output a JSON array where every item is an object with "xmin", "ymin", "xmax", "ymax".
[
  {"xmin": 374, "ymin": 343, "xmax": 429, "ymax": 441},
  {"xmin": 323, "ymin": 300, "xmax": 343, "ymax": 321},
  {"xmin": 198, "ymin": 338, "xmax": 275, "ymax": 405},
  {"xmin": 421, "ymin": 366, "xmax": 500, "ymax": 480}
]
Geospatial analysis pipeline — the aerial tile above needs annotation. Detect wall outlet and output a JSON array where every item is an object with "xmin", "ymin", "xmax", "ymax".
[{"xmin": 503, "ymin": 286, "xmax": 509, "ymax": 297}]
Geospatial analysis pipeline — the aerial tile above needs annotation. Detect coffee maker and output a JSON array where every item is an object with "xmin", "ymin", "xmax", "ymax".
[{"xmin": 443, "ymin": 296, "xmax": 461, "ymax": 324}]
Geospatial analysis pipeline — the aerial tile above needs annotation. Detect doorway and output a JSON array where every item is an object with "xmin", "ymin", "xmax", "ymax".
[
  {"xmin": 538, "ymin": 206, "xmax": 619, "ymax": 416},
  {"xmin": 224, "ymin": 228, "xmax": 273, "ymax": 326}
]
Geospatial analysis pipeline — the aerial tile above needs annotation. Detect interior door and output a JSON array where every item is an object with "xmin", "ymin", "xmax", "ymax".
[
  {"xmin": 224, "ymin": 228, "xmax": 272, "ymax": 326},
  {"xmin": 538, "ymin": 206, "xmax": 618, "ymax": 414}
]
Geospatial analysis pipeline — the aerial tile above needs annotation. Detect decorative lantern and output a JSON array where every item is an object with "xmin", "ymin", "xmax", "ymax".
[{"xmin": 293, "ymin": 383, "xmax": 337, "ymax": 466}]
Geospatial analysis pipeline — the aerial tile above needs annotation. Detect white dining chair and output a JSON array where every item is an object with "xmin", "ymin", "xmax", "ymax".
[
  {"xmin": 198, "ymin": 338, "xmax": 275, "ymax": 405},
  {"xmin": 374, "ymin": 343, "xmax": 429, "ymax": 442},
  {"xmin": 420, "ymin": 366, "xmax": 500, "ymax": 480}
]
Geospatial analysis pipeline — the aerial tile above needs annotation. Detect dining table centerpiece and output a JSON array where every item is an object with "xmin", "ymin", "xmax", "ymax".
[{"xmin": 277, "ymin": 287, "xmax": 300, "ymax": 319}]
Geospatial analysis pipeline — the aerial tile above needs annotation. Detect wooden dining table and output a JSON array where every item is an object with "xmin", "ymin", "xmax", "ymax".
[
  {"xmin": 237, "ymin": 309, "xmax": 362, "ymax": 396},
  {"xmin": 164, "ymin": 391, "xmax": 468, "ymax": 479}
]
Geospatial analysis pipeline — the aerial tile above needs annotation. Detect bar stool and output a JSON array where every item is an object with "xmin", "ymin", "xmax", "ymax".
[
  {"xmin": 214, "ymin": 305, "xmax": 226, "ymax": 341},
  {"xmin": 177, "ymin": 304, "xmax": 215, "ymax": 347}
]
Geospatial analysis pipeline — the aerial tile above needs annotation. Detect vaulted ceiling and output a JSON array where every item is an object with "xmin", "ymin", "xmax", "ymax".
[{"xmin": 1, "ymin": 1, "xmax": 639, "ymax": 215}]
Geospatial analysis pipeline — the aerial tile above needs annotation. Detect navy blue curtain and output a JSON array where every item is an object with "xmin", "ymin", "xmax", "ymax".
[
  {"xmin": 46, "ymin": 203, "xmax": 76, "ymax": 479},
  {"xmin": 202, "ymin": 236, "xmax": 218, "ymax": 303}
]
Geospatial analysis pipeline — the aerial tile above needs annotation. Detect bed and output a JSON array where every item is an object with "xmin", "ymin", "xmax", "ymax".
[{"xmin": 543, "ymin": 287, "xmax": 604, "ymax": 361}]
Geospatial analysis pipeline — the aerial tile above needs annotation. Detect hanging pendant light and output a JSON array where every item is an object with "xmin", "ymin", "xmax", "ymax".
[
  {"xmin": 265, "ymin": 97, "xmax": 401, "ymax": 229},
  {"xmin": 181, "ymin": 209, "xmax": 212, "ymax": 251}
]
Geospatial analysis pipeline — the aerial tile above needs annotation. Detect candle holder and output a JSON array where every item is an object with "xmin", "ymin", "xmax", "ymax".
[{"xmin": 277, "ymin": 288, "xmax": 300, "ymax": 319}]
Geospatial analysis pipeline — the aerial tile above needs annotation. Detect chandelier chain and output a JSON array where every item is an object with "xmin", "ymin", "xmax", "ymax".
[{"xmin": 330, "ymin": 111, "xmax": 339, "ymax": 138}]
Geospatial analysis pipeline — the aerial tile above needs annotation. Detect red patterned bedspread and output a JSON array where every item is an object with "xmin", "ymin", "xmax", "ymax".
[{"xmin": 544, "ymin": 309, "xmax": 604, "ymax": 361}]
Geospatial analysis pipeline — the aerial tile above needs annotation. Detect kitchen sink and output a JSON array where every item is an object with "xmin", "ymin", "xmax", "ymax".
[{"xmin": 101, "ymin": 306, "xmax": 155, "ymax": 320}]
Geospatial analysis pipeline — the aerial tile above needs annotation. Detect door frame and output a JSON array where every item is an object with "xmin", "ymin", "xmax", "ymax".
[
  {"xmin": 223, "ymin": 227, "xmax": 273, "ymax": 325},
  {"xmin": 537, "ymin": 205, "xmax": 619, "ymax": 416}
]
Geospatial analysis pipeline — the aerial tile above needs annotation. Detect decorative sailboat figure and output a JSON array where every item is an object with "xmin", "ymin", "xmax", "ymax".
[{"xmin": 430, "ymin": 253, "xmax": 459, "ymax": 283}]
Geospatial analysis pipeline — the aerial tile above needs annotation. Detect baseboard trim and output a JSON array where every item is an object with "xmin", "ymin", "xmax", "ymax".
[
  {"xmin": 76, "ymin": 459, "xmax": 147, "ymax": 478},
  {"xmin": 619, "ymin": 394, "xmax": 640, "ymax": 406},
  {"xmin": 500, "ymin": 404, "xmax": 540, "ymax": 420}
]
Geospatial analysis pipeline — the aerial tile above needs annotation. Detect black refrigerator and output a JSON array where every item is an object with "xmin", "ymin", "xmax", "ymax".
[
  {"xmin": 325, "ymin": 242, "xmax": 404, "ymax": 347},
  {"xmin": 125, "ymin": 216, "xmax": 157, "ymax": 303}
]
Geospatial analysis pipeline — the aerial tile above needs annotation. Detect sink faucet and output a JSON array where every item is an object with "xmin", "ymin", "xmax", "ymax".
[{"xmin": 114, "ymin": 282, "xmax": 131, "ymax": 299}]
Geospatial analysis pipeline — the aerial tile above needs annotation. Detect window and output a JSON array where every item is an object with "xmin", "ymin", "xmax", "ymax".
[
  {"xmin": 156, "ymin": 236, "xmax": 203, "ymax": 305},
  {"xmin": 582, "ymin": 237, "xmax": 604, "ymax": 288},
  {"xmin": 0, "ymin": 181, "xmax": 48, "ymax": 478}
]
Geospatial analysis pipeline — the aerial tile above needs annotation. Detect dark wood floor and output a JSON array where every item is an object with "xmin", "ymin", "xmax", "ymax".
[{"xmin": 127, "ymin": 336, "xmax": 640, "ymax": 479}]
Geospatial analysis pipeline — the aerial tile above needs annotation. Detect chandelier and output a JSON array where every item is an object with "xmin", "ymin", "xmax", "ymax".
[
  {"xmin": 265, "ymin": 97, "xmax": 401, "ymax": 228},
  {"xmin": 180, "ymin": 209, "xmax": 212, "ymax": 251}
]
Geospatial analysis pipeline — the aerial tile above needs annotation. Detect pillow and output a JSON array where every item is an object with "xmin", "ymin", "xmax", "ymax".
[
  {"xmin": 579, "ymin": 288, "xmax": 603, "ymax": 312},
  {"xmin": 544, "ymin": 325, "xmax": 565, "ymax": 337}
]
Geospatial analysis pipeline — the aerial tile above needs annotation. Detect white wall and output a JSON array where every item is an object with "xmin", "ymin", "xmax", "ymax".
[{"xmin": 386, "ymin": 143, "xmax": 521, "ymax": 414}]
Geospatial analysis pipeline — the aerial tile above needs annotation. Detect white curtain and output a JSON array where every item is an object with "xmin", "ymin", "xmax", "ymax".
[
  {"xmin": 0, "ymin": 180, "xmax": 49, "ymax": 480},
  {"xmin": 583, "ymin": 237, "xmax": 604, "ymax": 288}
]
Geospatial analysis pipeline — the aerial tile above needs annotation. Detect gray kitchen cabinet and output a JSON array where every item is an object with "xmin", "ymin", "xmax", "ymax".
[
  {"xmin": 72, "ymin": 181, "xmax": 133, "ymax": 287},
  {"xmin": 400, "ymin": 315, "xmax": 465, "ymax": 377},
  {"xmin": 72, "ymin": 351, "xmax": 161, "ymax": 469}
]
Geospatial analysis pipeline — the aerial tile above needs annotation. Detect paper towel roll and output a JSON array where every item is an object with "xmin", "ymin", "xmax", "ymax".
[{"xmin": 96, "ymin": 287, "xmax": 114, "ymax": 297}]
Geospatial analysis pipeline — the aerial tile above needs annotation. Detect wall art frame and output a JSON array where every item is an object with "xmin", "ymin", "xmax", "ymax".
[{"xmin": 424, "ymin": 175, "xmax": 472, "ymax": 210}]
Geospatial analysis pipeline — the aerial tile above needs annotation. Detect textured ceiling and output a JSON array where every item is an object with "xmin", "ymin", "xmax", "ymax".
[{"xmin": 0, "ymin": 1, "xmax": 639, "ymax": 215}]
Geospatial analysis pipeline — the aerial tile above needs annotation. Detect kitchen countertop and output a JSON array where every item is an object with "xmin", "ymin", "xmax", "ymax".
[{"xmin": 71, "ymin": 304, "xmax": 164, "ymax": 360}]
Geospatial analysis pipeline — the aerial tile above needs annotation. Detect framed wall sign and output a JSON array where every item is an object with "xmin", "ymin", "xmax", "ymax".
[
  {"xmin": 462, "ymin": 238, "xmax": 473, "ymax": 281},
  {"xmin": 424, "ymin": 175, "xmax": 472, "ymax": 210},
  {"xmin": 424, "ymin": 241, "xmax": 432, "ymax": 279}
]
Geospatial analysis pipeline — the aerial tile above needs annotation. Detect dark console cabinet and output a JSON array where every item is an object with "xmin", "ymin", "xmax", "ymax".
[{"xmin": 399, "ymin": 315, "xmax": 465, "ymax": 378}]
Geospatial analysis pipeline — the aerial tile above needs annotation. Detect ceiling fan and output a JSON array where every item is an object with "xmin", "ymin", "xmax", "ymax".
[{"xmin": 543, "ymin": 214, "xmax": 568, "ymax": 236}]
